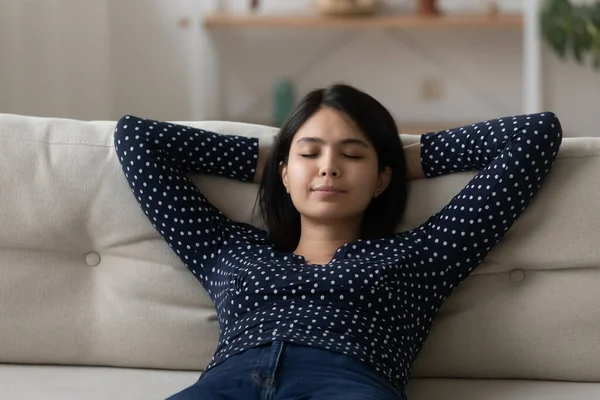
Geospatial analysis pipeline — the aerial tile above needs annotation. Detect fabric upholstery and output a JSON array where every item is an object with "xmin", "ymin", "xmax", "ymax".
[{"xmin": 1, "ymin": 113, "xmax": 599, "ymax": 399}]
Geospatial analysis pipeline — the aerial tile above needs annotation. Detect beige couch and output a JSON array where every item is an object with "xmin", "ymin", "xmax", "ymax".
[{"xmin": 1, "ymin": 113, "xmax": 600, "ymax": 400}]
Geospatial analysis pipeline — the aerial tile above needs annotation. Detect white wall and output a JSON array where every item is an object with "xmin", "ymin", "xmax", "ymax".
[
  {"xmin": 0, "ymin": 0, "xmax": 598, "ymax": 136},
  {"xmin": 0, "ymin": 0, "xmax": 113, "ymax": 120}
]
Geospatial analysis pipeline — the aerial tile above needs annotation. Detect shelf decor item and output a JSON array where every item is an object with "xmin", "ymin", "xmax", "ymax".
[
  {"xmin": 483, "ymin": 1, "xmax": 500, "ymax": 17},
  {"xmin": 418, "ymin": 0, "xmax": 439, "ymax": 15},
  {"xmin": 312, "ymin": 0, "xmax": 380, "ymax": 16},
  {"xmin": 541, "ymin": 0, "xmax": 600, "ymax": 70},
  {"xmin": 272, "ymin": 79, "xmax": 296, "ymax": 127}
]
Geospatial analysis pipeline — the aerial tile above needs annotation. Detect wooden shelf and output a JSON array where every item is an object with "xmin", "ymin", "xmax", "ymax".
[{"xmin": 204, "ymin": 12, "xmax": 523, "ymax": 29}]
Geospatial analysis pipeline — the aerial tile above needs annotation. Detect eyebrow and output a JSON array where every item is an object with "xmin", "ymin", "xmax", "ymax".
[{"xmin": 295, "ymin": 137, "xmax": 369, "ymax": 148}]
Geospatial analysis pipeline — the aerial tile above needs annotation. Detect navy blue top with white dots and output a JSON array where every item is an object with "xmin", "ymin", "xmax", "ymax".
[{"xmin": 114, "ymin": 112, "xmax": 562, "ymax": 390}]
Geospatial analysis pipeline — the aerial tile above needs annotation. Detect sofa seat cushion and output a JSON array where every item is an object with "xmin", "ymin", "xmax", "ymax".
[
  {"xmin": 0, "ymin": 364, "xmax": 200, "ymax": 400},
  {"xmin": 2, "ymin": 364, "xmax": 600, "ymax": 400}
]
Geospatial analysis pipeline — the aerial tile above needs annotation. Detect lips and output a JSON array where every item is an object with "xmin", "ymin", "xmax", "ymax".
[{"xmin": 312, "ymin": 186, "xmax": 345, "ymax": 193}]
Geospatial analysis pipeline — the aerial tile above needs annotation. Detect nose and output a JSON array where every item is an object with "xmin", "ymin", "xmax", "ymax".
[
  {"xmin": 320, "ymin": 170, "xmax": 338, "ymax": 177},
  {"xmin": 319, "ymin": 154, "xmax": 340, "ymax": 177}
]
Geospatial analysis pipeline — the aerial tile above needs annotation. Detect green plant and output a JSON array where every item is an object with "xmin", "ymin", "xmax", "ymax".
[{"xmin": 541, "ymin": 0, "xmax": 600, "ymax": 69}]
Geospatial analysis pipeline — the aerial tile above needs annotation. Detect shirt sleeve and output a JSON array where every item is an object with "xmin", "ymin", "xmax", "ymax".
[
  {"xmin": 398, "ymin": 112, "xmax": 562, "ymax": 292},
  {"xmin": 113, "ymin": 115, "xmax": 259, "ymax": 285}
]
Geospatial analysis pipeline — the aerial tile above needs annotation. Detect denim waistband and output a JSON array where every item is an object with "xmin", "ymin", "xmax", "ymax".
[{"xmin": 194, "ymin": 340, "xmax": 406, "ymax": 400}]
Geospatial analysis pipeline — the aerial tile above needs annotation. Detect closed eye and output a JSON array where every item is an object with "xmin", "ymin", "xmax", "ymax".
[{"xmin": 300, "ymin": 154, "xmax": 362, "ymax": 159}]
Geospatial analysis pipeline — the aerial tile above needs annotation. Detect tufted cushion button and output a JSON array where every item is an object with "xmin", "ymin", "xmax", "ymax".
[
  {"xmin": 85, "ymin": 252, "xmax": 101, "ymax": 267},
  {"xmin": 509, "ymin": 269, "xmax": 525, "ymax": 282}
]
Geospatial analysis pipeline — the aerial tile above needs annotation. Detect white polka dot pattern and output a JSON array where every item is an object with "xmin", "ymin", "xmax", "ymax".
[{"xmin": 114, "ymin": 112, "xmax": 562, "ymax": 390}]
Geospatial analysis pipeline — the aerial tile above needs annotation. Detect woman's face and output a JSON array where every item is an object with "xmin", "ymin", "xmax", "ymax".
[{"xmin": 280, "ymin": 107, "xmax": 391, "ymax": 224}]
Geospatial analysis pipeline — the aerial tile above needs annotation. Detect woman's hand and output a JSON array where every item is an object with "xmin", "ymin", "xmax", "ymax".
[
  {"xmin": 404, "ymin": 140, "xmax": 425, "ymax": 181},
  {"xmin": 253, "ymin": 143, "xmax": 270, "ymax": 184}
]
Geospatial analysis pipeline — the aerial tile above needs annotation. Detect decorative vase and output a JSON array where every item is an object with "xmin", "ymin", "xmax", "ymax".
[
  {"xmin": 484, "ymin": 1, "xmax": 499, "ymax": 17},
  {"xmin": 312, "ymin": 0, "xmax": 380, "ymax": 16},
  {"xmin": 418, "ymin": 0, "xmax": 439, "ymax": 15},
  {"xmin": 273, "ymin": 79, "xmax": 296, "ymax": 127}
]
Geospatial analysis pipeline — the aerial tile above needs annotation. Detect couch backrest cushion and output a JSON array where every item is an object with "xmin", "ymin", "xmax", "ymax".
[{"xmin": 1, "ymin": 113, "xmax": 600, "ymax": 382}]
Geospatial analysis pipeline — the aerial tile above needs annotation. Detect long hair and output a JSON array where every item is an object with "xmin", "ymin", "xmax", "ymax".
[{"xmin": 255, "ymin": 83, "xmax": 408, "ymax": 252}]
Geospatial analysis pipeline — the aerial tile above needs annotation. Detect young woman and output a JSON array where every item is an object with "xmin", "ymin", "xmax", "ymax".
[{"xmin": 114, "ymin": 84, "xmax": 562, "ymax": 400}]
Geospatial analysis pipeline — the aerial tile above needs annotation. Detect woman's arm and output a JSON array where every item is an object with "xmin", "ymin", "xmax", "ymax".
[
  {"xmin": 114, "ymin": 115, "xmax": 260, "ymax": 285},
  {"xmin": 253, "ymin": 145, "xmax": 270, "ymax": 184},
  {"xmin": 404, "ymin": 141, "xmax": 426, "ymax": 181},
  {"xmin": 399, "ymin": 112, "xmax": 562, "ymax": 294}
]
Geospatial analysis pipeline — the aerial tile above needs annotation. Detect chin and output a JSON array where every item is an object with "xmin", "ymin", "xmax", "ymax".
[{"xmin": 301, "ymin": 204, "xmax": 363, "ymax": 221}]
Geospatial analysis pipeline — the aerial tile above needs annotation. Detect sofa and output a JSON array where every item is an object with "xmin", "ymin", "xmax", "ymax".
[{"xmin": 1, "ymin": 112, "xmax": 600, "ymax": 400}]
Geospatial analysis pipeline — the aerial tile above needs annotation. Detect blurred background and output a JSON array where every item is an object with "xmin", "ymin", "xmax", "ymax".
[{"xmin": 0, "ymin": 0, "xmax": 598, "ymax": 136}]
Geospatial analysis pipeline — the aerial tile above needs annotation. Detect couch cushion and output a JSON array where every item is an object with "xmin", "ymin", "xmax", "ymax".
[
  {"xmin": 1, "ymin": 364, "xmax": 600, "ymax": 400},
  {"xmin": 1, "ymin": 113, "xmax": 600, "ymax": 385},
  {"xmin": 0, "ymin": 364, "xmax": 199, "ymax": 400}
]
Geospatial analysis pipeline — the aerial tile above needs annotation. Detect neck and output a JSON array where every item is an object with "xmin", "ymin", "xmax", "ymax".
[{"xmin": 294, "ymin": 216, "xmax": 362, "ymax": 265}]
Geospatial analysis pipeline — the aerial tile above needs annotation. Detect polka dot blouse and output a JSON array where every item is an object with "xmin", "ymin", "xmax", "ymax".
[{"xmin": 114, "ymin": 112, "xmax": 562, "ymax": 391}]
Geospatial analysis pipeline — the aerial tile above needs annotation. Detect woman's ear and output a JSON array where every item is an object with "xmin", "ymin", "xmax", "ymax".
[
  {"xmin": 374, "ymin": 166, "xmax": 392, "ymax": 198},
  {"xmin": 279, "ymin": 161, "xmax": 289, "ymax": 193}
]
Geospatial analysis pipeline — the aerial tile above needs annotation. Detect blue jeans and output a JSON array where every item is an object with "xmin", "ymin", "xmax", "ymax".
[{"xmin": 167, "ymin": 340, "xmax": 406, "ymax": 400}]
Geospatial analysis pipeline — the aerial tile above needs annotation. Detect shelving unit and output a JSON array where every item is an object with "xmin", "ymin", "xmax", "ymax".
[
  {"xmin": 203, "ymin": 13, "xmax": 523, "ymax": 29},
  {"xmin": 203, "ymin": 1, "xmax": 544, "ymax": 132}
]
